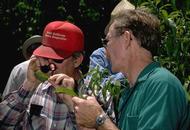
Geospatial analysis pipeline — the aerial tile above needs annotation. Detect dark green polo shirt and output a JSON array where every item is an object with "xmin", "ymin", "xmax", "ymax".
[{"xmin": 118, "ymin": 62, "xmax": 189, "ymax": 130}]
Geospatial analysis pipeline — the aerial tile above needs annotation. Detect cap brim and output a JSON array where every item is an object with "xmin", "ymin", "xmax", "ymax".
[
  {"xmin": 22, "ymin": 35, "xmax": 42, "ymax": 59},
  {"xmin": 33, "ymin": 45, "xmax": 71, "ymax": 60}
]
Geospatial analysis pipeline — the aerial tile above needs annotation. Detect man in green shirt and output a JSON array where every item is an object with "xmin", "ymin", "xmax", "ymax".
[{"xmin": 71, "ymin": 8, "xmax": 190, "ymax": 130}]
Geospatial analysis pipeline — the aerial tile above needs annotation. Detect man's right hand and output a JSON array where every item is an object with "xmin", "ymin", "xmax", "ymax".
[{"xmin": 23, "ymin": 56, "xmax": 49, "ymax": 91}]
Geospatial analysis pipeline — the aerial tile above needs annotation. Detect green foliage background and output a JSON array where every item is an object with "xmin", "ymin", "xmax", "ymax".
[
  {"xmin": 0, "ymin": 0, "xmax": 189, "ymax": 96},
  {"xmin": 132, "ymin": 0, "xmax": 190, "ymax": 96}
]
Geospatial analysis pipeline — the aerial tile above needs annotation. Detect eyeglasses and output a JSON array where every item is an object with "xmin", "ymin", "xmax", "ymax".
[
  {"xmin": 52, "ymin": 59, "xmax": 64, "ymax": 64},
  {"xmin": 43, "ymin": 55, "xmax": 74, "ymax": 64},
  {"xmin": 51, "ymin": 55, "xmax": 73, "ymax": 64},
  {"xmin": 43, "ymin": 58, "xmax": 65, "ymax": 64},
  {"xmin": 101, "ymin": 30, "xmax": 125, "ymax": 47},
  {"xmin": 101, "ymin": 29, "xmax": 132, "ymax": 47},
  {"xmin": 101, "ymin": 35, "xmax": 121, "ymax": 47}
]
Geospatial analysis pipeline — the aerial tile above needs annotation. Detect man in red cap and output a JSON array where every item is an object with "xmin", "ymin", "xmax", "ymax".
[{"xmin": 0, "ymin": 21, "xmax": 84, "ymax": 130}]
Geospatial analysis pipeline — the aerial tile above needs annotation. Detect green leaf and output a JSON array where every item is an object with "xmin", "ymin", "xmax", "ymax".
[
  {"xmin": 54, "ymin": 87, "xmax": 78, "ymax": 96},
  {"xmin": 34, "ymin": 70, "xmax": 49, "ymax": 82},
  {"xmin": 160, "ymin": 9, "xmax": 168, "ymax": 18},
  {"xmin": 155, "ymin": 0, "xmax": 161, "ymax": 6}
]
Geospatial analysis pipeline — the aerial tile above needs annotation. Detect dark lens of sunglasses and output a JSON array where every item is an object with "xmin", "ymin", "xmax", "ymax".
[
  {"xmin": 52, "ymin": 59, "xmax": 64, "ymax": 63},
  {"xmin": 40, "ymin": 65, "xmax": 50, "ymax": 73}
]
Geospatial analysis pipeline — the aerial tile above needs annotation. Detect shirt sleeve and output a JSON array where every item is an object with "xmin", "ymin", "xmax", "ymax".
[{"xmin": 0, "ymin": 86, "xmax": 33, "ymax": 127}]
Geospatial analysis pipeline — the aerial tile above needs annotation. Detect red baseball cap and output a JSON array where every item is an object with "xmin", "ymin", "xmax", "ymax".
[{"xmin": 33, "ymin": 21, "xmax": 84, "ymax": 59}]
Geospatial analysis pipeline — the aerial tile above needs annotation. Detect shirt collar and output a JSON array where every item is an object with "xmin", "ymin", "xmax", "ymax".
[{"xmin": 135, "ymin": 62, "xmax": 161, "ymax": 85}]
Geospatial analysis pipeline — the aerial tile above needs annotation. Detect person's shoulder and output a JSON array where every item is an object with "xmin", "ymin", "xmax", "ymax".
[
  {"xmin": 12, "ymin": 60, "xmax": 30, "ymax": 70},
  {"xmin": 152, "ymin": 67, "xmax": 181, "ymax": 84},
  {"xmin": 14, "ymin": 60, "xmax": 30, "ymax": 67},
  {"xmin": 146, "ymin": 67, "xmax": 184, "ymax": 94}
]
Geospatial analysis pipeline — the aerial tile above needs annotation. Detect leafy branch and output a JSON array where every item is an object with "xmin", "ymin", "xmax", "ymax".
[{"xmin": 79, "ymin": 66, "xmax": 128, "ymax": 102}]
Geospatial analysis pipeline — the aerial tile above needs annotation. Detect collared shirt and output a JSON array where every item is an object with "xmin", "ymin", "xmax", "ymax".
[
  {"xmin": 118, "ymin": 62, "xmax": 189, "ymax": 130},
  {"xmin": 0, "ymin": 81, "xmax": 76, "ymax": 130}
]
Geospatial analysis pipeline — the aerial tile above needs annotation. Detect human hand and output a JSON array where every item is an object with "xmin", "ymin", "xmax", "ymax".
[
  {"xmin": 48, "ymin": 73, "xmax": 76, "ymax": 110},
  {"xmin": 72, "ymin": 96, "xmax": 103, "ymax": 128},
  {"xmin": 23, "ymin": 56, "xmax": 50, "ymax": 91}
]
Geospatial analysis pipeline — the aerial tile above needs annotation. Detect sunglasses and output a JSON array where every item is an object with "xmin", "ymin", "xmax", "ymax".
[
  {"xmin": 52, "ymin": 59, "xmax": 64, "ymax": 64},
  {"xmin": 51, "ymin": 55, "xmax": 72, "ymax": 64},
  {"xmin": 43, "ymin": 58, "xmax": 64, "ymax": 64},
  {"xmin": 43, "ymin": 55, "xmax": 72, "ymax": 64}
]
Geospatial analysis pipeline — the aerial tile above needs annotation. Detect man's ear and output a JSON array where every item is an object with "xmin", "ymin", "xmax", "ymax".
[
  {"xmin": 74, "ymin": 54, "xmax": 84, "ymax": 68},
  {"xmin": 124, "ymin": 31, "xmax": 131, "ymax": 43},
  {"xmin": 123, "ymin": 30, "xmax": 132, "ymax": 48}
]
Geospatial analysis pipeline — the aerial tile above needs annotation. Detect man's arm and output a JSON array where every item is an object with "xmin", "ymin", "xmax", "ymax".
[
  {"xmin": 0, "ymin": 58, "xmax": 40, "ymax": 128},
  {"xmin": 0, "ymin": 85, "xmax": 34, "ymax": 128}
]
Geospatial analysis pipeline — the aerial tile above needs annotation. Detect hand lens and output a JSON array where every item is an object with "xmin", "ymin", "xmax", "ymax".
[{"xmin": 40, "ymin": 63, "xmax": 56, "ymax": 73}]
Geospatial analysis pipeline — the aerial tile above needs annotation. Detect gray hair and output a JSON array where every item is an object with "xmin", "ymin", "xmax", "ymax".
[{"xmin": 109, "ymin": 9, "xmax": 161, "ymax": 56}]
